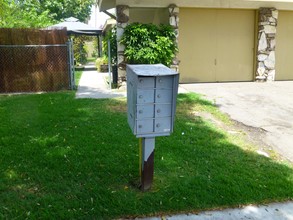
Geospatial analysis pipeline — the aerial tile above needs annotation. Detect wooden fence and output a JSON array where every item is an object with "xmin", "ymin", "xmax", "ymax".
[{"xmin": 0, "ymin": 28, "xmax": 72, "ymax": 93}]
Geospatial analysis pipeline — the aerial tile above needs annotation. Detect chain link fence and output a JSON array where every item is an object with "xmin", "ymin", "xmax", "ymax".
[{"xmin": 0, "ymin": 44, "xmax": 73, "ymax": 93}]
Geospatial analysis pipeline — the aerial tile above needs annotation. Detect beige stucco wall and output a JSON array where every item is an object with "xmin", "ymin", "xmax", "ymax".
[
  {"xmin": 111, "ymin": 0, "xmax": 293, "ymax": 11},
  {"xmin": 129, "ymin": 8, "xmax": 169, "ymax": 24}
]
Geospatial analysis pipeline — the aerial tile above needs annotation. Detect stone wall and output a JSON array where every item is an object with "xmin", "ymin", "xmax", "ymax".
[
  {"xmin": 168, "ymin": 4, "xmax": 180, "ymax": 72},
  {"xmin": 116, "ymin": 5, "xmax": 129, "ymax": 79},
  {"xmin": 256, "ymin": 8, "xmax": 278, "ymax": 81}
]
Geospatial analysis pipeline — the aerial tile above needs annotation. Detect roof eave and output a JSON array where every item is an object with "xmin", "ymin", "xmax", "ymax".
[{"xmin": 98, "ymin": 0, "xmax": 116, "ymax": 11}]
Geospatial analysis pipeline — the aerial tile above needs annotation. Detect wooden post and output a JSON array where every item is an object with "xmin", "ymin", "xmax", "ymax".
[{"xmin": 140, "ymin": 137, "xmax": 155, "ymax": 191}]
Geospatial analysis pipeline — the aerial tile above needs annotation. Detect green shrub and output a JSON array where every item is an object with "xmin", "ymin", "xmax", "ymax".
[{"xmin": 120, "ymin": 23, "xmax": 178, "ymax": 66}]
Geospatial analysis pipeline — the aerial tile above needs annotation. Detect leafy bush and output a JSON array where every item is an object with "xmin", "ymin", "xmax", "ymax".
[{"xmin": 120, "ymin": 23, "xmax": 177, "ymax": 66}]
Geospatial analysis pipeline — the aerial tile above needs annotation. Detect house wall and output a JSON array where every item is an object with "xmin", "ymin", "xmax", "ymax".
[
  {"xmin": 114, "ymin": 1, "xmax": 293, "ymax": 82},
  {"xmin": 129, "ymin": 8, "xmax": 169, "ymax": 24},
  {"xmin": 114, "ymin": 0, "xmax": 293, "ymax": 11}
]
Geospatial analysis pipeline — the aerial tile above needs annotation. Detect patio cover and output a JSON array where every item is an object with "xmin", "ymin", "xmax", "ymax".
[{"xmin": 49, "ymin": 17, "xmax": 102, "ymax": 36}]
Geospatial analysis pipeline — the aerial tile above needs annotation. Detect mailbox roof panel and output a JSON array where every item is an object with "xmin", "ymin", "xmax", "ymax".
[{"xmin": 127, "ymin": 64, "xmax": 178, "ymax": 76}]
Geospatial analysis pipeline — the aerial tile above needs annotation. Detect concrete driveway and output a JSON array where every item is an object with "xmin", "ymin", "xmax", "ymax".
[{"xmin": 180, "ymin": 81, "xmax": 293, "ymax": 162}]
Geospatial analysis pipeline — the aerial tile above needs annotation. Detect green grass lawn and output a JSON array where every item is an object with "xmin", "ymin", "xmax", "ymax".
[
  {"xmin": 74, "ymin": 70, "xmax": 83, "ymax": 86},
  {"xmin": 87, "ymin": 57, "xmax": 97, "ymax": 62},
  {"xmin": 0, "ymin": 92, "xmax": 292, "ymax": 219}
]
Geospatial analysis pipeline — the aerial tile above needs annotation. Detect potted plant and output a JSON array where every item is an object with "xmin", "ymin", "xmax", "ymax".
[{"xmin": 95, "ymin": 56, "xmax": 108, "ymax": 72}]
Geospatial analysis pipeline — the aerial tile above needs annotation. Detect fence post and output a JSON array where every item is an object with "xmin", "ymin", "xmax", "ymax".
[
  {"xmin": 67, "ymin": 40, "xmax": 75, "ymax": 90},
  {"xmin": 107, "ymin": 39, "xmax": 112, "ymax": 90}
]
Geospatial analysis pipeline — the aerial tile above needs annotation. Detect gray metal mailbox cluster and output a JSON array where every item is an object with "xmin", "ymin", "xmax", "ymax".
[{"xmin": 127, "ymin": 64, "xmax": 179, "ymax": 138}]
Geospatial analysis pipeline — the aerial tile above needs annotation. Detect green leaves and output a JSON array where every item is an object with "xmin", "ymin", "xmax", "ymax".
[
  {"xmin": 103, "ymin": 26, "xmax": 117, "ymax": 65},
  {"xmin": 0, "ymin": 0, "xmax": 94, "ymax": 28},
  {"xmin": 39, "ymin": 0, "xmax": 94, "ymax": 22},
  {"xmin": 120, "ymin": 23, "xmax": 178, "ymax": 66},
  {"xmin": 0, "ymin": 0, "xmax": 55, "ymax": 28}
]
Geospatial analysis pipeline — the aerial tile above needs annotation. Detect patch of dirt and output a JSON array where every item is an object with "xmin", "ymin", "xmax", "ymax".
[{"xmin": 194, "ymin": 111, "xmax": 275, "ymax": 156}]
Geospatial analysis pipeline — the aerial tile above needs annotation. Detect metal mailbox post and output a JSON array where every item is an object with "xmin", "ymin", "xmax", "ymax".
[{"xmin": 126, "ymin": 64, "xmax": 179, "ymax": 191}]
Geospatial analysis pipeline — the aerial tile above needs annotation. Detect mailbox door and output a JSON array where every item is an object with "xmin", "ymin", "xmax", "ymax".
[
  {"xmin": 137, "ymin": 90, "xmax": 155, "ymax": 104},
  {"xmin": 155, "ymin": 104, "xmax": 172, "ymax": 117},
  {"xmin": 154, "ymin": 118, "xmax": 171, "ymax": 133},
  {"xmin": 137, "ymin": 104, "xmax": 154, "ymax": 119},
  {"xmin": 136, "ymin": 119, "xmax": 154, "ymax": 134},
  {"xmin": 156, "ymin": 76, "xmax": 173, "ymax": 89},
  {"xmin": 155, "ymin": 89, "xmax": 173, "ymax": 103},
  {"xmin": 137, "ymin": 77, "xmax": 155, "ymax": 88}
]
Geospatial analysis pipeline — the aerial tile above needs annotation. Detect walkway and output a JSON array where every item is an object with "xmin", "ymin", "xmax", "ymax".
[
  {"xmin": 75, "ymin": 66, "xmax": 126, "ymax": 99},
  {"xmin": 140, "ymin": 202, "xmax": 293, "ymax": 220}
]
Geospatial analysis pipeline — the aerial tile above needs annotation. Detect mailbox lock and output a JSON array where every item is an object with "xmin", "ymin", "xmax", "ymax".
[
  {"xmin": 157, "ymin": 94, "xmax": 161, "ymax": 98},
  {"xmin": 156, "ymin": 123, "xmax": 160, "ymax": 128},
  {"xmin": 139, "ymin": 95, "xmax": 143, "ymax": 99},
  {"xmin": 157, "ymin": 109, "xmax": 161, "ymax": 113},
  {"xmin": 139, "ymin": 110, "xmax": 143, "ymax": 114},
  {"xmin": 139, "ymin": 79, "xmax": 143, "ymax": 83},
  {"xmin": 138, "ymin": 125, "xmax": 142, "ymax": 128}
]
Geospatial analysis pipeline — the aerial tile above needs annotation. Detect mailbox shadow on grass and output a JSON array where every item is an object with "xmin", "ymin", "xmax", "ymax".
[
  {"xmin": 153, "ymin": 93, "xmax": 293, "ymax": 213},
  {"xmin": 0, "ymin": 92, "xmax": 292, "ymax": 219}
]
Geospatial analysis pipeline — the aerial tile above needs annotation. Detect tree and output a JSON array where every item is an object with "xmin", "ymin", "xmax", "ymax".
[
  {"xmin": 0, "ymin": 0, "xmax": 55, "ymax": 28},
  {"xmin": 39, "ymin": 0, "xmax": 94, "ymax": 22},
  {"xmin": 0, "ymin": 0, "xmax": 95, "ymax": 28}
]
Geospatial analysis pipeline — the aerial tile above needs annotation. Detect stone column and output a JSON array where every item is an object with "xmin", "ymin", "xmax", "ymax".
[
  {"xmin": 256, "ymin": 8, "xmax": 278, "ymax": 81},
  {"xmin": 168, "ymin": 4, "xmax": 180, "ymax": 72},
  {"xmin": 116, "ymin": 5, "xmax": 129, "ymax": 80}
]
